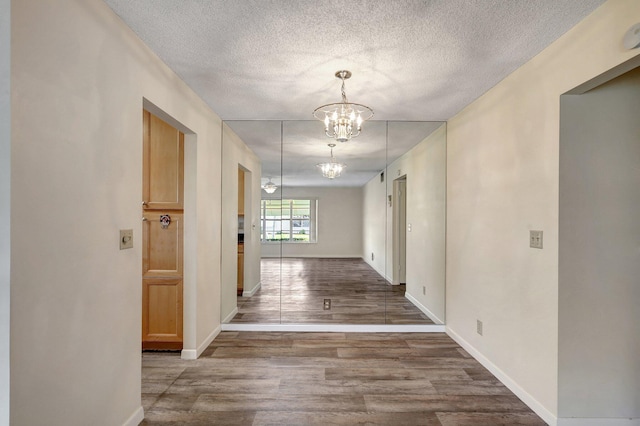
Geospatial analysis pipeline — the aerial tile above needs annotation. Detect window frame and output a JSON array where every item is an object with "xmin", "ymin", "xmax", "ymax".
[{"xmin": 260, "ymin": 198, "xmax": 318, "ymax": 244}]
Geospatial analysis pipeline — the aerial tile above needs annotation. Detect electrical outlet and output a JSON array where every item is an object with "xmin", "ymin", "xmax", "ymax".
[
  {"xmin": 371, "ymin": 252, "xmax": 375, "ymax": 261},
  {"xmin": 477, "ymin": 320, "xmax": 483, "ymax": 336},
  {"xmin": 323, "ymin": 299, "xmax": 331, "ymax": 310},
  {"xmin": 530, "ymin": 230, "xmax": 543, "ymax": 249},
  {"xmin": 422, "ymin": 286, "xmax": 426, "ymax": 295}
]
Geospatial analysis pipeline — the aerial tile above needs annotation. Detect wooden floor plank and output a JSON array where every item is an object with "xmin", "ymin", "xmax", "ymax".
[
  {"xmin": 141, "ymin": 332, "xmax": 546, "ymax": 425},
  {"xmin": 191, "ymin": 393, "xmax": 367, "ymax": 412},
  {"xmin": 252, "ymin": 411, "xmax": 443, "ymax": 425}
]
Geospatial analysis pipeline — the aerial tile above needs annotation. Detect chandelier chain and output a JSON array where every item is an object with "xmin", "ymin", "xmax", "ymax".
[{"xmin": 341, "ymin": 78, "xmax": 348, "ymax": 104}]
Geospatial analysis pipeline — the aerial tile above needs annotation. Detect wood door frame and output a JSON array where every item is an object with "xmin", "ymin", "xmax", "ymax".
[
  {"xmin": 238, "ymin": 165, "xmax": 252, "ymax": 297},
  {"xmin": 392, "ymin": 176, "xmax": 407, "ymax": 285},
  {"xmin": 142, "ymin": 100, "xmax": 197, "ymax": 359}
]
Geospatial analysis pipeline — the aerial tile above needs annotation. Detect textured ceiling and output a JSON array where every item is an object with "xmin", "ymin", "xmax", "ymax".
[{"xmin": 103, "ymin": 0, "xmax": 605, "ymax": 186}]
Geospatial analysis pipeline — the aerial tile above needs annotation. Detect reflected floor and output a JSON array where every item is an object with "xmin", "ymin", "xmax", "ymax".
[{"xmin": 231, "ymin": 258, "xmax": 435, "ymax": 324}]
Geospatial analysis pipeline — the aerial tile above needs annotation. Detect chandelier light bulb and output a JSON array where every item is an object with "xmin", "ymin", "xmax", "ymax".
[
  {"xmin": 261, "ymin": 178, "xmax": 278, "ymax": 194},
  {"xmin": 317, "ymin": 143, "xmax": 346, "ymax": 179}
]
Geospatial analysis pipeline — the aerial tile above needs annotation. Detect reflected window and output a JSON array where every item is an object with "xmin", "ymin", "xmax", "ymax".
[{"xmin": 261, "ymin": 199, "xmax": 317, "ymax": 243}]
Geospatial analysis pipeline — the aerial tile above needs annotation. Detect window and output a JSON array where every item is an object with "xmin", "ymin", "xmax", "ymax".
[{"xmin": 261, "ymin": 199, "xmax": 317, "ymax": 243}]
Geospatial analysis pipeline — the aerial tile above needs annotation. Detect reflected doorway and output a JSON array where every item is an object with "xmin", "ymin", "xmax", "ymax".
[{"xmin": 393, "ymin": 176, "xmax": 407, "ymax": 285}]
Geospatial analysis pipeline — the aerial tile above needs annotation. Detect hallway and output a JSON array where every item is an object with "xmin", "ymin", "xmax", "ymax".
[{"xmin": 141, "ymin": 332, "xmax": 545, "ymax": 425}]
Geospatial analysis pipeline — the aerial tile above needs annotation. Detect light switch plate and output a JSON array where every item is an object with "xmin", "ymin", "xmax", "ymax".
[
  {"xmin": 530, "ymin": 230, "xmax": 543, "ymax": 249},
  {"xmin": 120, "ymin": 229, "xmax": 133, "ymax": 250}
]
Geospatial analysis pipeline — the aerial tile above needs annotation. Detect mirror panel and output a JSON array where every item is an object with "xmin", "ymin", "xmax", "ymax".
[
  {"xmin": 384, "ymin": 122, "xmax": 447, "ymax": 324},
  {"xmin": 222, "ymin": 120, "xmax": 446, "ymax": 325}
]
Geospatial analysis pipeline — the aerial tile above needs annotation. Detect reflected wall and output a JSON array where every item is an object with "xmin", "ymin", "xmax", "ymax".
[{"xmin": 222, "ymin": 120, "xmax": 446, "ymax": 325}]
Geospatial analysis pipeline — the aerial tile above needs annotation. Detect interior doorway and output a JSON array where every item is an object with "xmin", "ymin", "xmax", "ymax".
[
  {"xmin": 237, "ymin": 167, "xmax": 245, "ymax": 296},
  {"xmin": 141, "ymin": 110, "xmax": 185, "ymax": 350},
  {"xmin": 558, "ymin": 65, "xmax": 640, "ymax": 419},
  {"xmin": 392, "ymin": 176, "xmax": 407, "ymax": 285}
]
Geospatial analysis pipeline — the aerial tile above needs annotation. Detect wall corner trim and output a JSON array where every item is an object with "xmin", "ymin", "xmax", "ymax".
[
  {"xmin": 404, "ymin": 292, "xmax": 443, "ymax": 324},
  {"xmin": 242, "ymin": 281, "xmax": 262, "ymax": 297},
  {"xmin": 122, "ymin": 406, "xmax": 144, "ymax": 426},
  {"xmin": 222, "ymin": 307, "xmax": 239, "ymax": 325},
  {"xmin": 181, "ymin": 325, "xmax": 221, "ymax": 360},
  {"xmin": 446, "ymin": 327, "xmax": 557, "ymax": 426}
]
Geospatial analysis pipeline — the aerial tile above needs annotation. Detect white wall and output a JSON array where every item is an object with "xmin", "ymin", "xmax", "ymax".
[
  {"xmin": 558, "ymin": 67, "xmax": 640, "ymax": 419},
  {"xmin": 362, "ymin": 173, "xmax": 387, "ymax": 277},
  {"xmin": 261, "ymin": 186, "xmax": 364, "ymax": 258},
  {"xmin": 0, "ymin": 0, "xmax": 10, "ymax": 421},
  {"xmin": 221, "ymin": 124, "xmax": 262, "ymax": 322},
  {"xmin": 445, "ymin": 0, "xmax": 640, "ymax": 422},
  {"xmin": 393, "ymin": 124, "xmax": 446, "ymax": 324},
  {"xmin": 11, "ymin": 0, "xmax": 223, "ymax": 424}
]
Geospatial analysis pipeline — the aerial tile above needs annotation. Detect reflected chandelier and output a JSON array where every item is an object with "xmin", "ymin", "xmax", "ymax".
[
  {"xmin": 317, "ymin": 143, "xmax": 346, "ymax": 179},
  {"xmin": 261, "ymin": 178, "xmax": 278, "ymax": 194},
  {"xmin": 313, "ymin": 70, "xmax": 374, "ymax": 143}
]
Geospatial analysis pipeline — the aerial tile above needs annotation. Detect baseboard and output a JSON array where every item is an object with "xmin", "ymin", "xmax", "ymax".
[
  {"xmin": 181, "ymin": 325, "xmax": 221, "ymax": 360},
  {"xmin": 122, "ymin": 406, "xmax": 144, "ymax": 426},
  {"xmin": 557, "ymin": 418, "xmax": 640, "ymax": 426},
  {"xmin": 242, "ymin": 281, "xmax": 261, "ymax": 297},
  {"xmin": 404, "ymin": 292, "xmax": 444, "ymax": 324},
  {"xmin": 362, "ymin": 257, "xmax": 388, "ymax": 281},
  {"xmin": 445, "ymin": 327, "xmax": 557, "ymax": 426},
  {"xmin": 221, "ymin": 307, "xmax": 238, "ymax": 324},
  {"xmin": 261, "ymin": 255, "xmax": 362, "ymax": 259},
  {"xmin": 221, "ymin": 323, "xmax": 446, "ymax": 332}
]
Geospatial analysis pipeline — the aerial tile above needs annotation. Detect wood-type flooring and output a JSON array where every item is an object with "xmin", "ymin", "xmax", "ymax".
[
  {"xmin": 141, "ymin": 332, "xmax": 546, "ymax": 425},
  {"xmin": 232, "ymin": 258, "xmax": 435, "ymax": 324}
]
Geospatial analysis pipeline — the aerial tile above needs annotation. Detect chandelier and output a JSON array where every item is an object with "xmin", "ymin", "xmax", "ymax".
[
  {"xmin": 261, "ymin": 178, "xmax": 278, "ymax": 194},
  {"xmin": 317, "ymin": 143, "xmax": 346, "ymax": 179},
  {"xmin": 313, "ymin": 70, "xmax": 374, "ymax": 143}
]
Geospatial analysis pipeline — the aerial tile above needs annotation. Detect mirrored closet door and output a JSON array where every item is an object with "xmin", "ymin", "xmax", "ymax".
[{"xmin": 222, "ymin": 119, "xmax": 446, "ymax": 326}]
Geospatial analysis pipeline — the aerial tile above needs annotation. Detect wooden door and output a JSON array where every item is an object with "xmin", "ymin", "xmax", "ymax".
[{"xmin": 142, "ymin": 111, "xmax": 184, "ymax": 350}]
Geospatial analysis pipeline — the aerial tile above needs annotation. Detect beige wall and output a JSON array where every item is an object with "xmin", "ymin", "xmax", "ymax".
[
  {"xmin": 402, "ymin": 125, "xmax": 446, "ymax": 323},
  {"xmin": 0, "ymin": 0, "xmax": 9, "ymax": 422},
  {"xmin": 10, "ymin": 0, "xmax": 223, "ymax": 424},
  {"xmin": 363, "ymin": 172, "xmax": 387, "ymax": 277},
  {"xmin": 362, "ymin": 124, "xmax": 447, "ymax": 323},
  {"xmin": 446, "ymin": 0, "xmax": 640, "ymax": 422},
  {"xmin": 559, "ymin": 67, "xmax": 640, "ymax": 419},
  {"xmin": 221, "ymin": 123, "xmax": 262, "ymax": 322},
  {"xmin": 380, "ymin": 124, "xmax": 447, "ymax": 323},
  {"xmin": 261, "ymin": 186, "xmax": 364, "ymax": 259}
]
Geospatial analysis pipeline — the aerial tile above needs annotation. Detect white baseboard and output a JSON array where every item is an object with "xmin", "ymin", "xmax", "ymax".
[
  {"xmin": 221, "ymin": 307, "xmax": 239, "ymax": 324},
  {"xmin": 122, "ymin": 406, "xmax": 144, "ymax": 426},
  {"xmin": 557, "ymin": 419, "xmax": 640, "ymax": 426},
  {"xmin": 181, "ymin": 325, "xmax": 221, "ymax": 360},
  {"xmin": 221, "ymin": 323, "xmax": 446, "ymax": 332},
  {"xmin": 362, "ymin": 257, "xmax": 387, "ymax": 281},
  {"xmin": 261, "ymin": 255, "xmax": 362, "ymax": 258},
  {"xmin": 405, "ymin": 292, "xmax": 444, "ymax": 324},
  {"xmin": 446, "ymin": 326, "xmax": 556, "ymax": 426},
  {"xmin": 242, "ymin": 281, "xmax": 261, "ymax": 297},
  {"xmin": 280, "ymin": 255, "xmax": 362, "ymax": 258}
]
